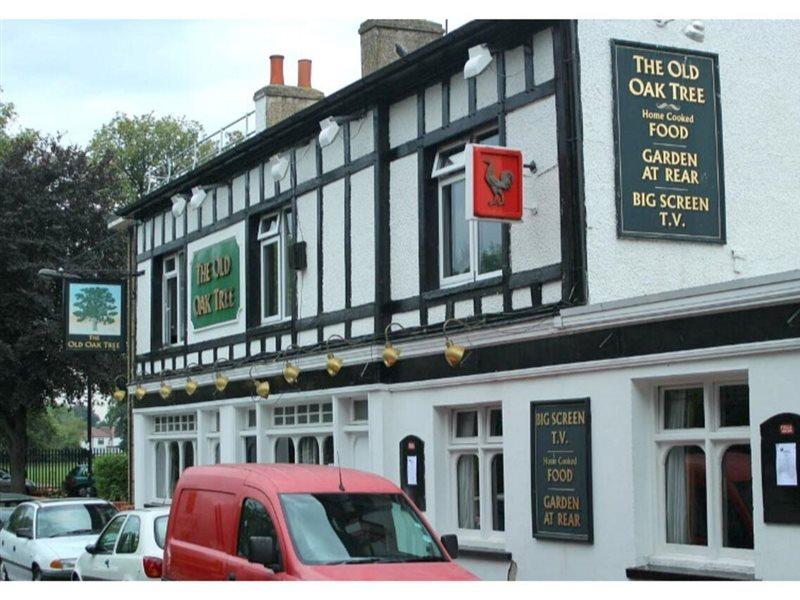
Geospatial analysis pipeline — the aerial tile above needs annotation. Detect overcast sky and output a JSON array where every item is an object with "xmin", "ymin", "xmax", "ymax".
[{"xmin": 0, "ymin": 18, "xmax": 469, "ymax": 147}]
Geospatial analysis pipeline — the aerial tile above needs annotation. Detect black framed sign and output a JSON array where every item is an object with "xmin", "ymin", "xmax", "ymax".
[
  {"xmin": 64, "ymin": 279, "xmax": 126, "ymax": 353},
  {"xmin": 611, "ymin": 40, "xmax": 725, "ymax": 243},
  {"xmin": 531, "ymin": 398, "xmax": 593, "ymax": 542}
]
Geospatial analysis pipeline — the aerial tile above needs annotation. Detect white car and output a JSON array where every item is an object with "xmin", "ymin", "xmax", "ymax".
[
  {"xmin": 73, "ymin": 506, "xmax": 170, "ymax": 581},
  {"xmin": 0, "ymin": 498, "xmax": 117, "ymax": 580}
]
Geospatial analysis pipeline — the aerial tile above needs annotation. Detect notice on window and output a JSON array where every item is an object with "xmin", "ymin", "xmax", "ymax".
[
  {"xmin": 406, "ymin": 456, "xmax": 418, "ymax": 486},
  {"xmin": 776, "ymin": 443, "xmax": 798, "ymax": 486}
]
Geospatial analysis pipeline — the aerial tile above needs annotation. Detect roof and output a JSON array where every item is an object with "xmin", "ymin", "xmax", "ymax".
[
  {"xmin": 31, "ymin": 498, "xmax": 114, "ymax": 508},
  {"xmin": 182, "ymin": 464, "xmax": 399, "ymax": 495},
  {"xmin": 119, "ymin": 19, "xmax": 554, "ymax": 219},
  {"xmin": 91, "ymin": 426, "xmax": 116, "ymax": 438}
]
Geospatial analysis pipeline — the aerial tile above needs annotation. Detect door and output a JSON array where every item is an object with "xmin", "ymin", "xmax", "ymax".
[
  {"xmin": 113, "ymin": 515, "xmax": 142, "ymax": 580},
  {"xmin": 0, "ymin": 505, "xmax": 34, "ymax": 580},
  {"xmin": 82, "ymin": 515, "xmax": 126, "ymax": 580},
  {"xmin": 227, "ymin": 495, "xmax": 285, "ymax": 581}
]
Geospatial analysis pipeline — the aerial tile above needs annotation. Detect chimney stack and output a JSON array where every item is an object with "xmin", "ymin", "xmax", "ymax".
[
  {"xmin": 254, "ymin": 56, "xmax": 324, "ymax": 132},
  {"xmin": 358, "ymin": 20, "xmax": 444, "ymax": 77}
]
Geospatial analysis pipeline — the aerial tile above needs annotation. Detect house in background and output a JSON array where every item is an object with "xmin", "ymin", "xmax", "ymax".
[{"xmin": 81, "ymin": 427, "xmax": 122, "ymax": 451}]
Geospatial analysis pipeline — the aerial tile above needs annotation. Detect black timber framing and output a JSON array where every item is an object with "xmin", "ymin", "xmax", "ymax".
[
  {"xmin": 373, "ymin": 104, "xmax": 391, "ymax": 336},
  {"xmin": 316, "ymin": 139, "xmax": 324, "ymax": 343},
  {"xmin": 135, "ymin": 301, "xmax": 800, "ymax": 408},
  {"xmin": 343, "ymin": 120, "xmax": 353, "ymax": 339}
]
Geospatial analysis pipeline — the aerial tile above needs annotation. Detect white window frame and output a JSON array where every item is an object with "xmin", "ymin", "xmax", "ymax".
[
  {"xmin": 162, "ymin": 252, "xmax": 184, "ymax": 346},
  {"xmin": 432, "ymin": 135, "xmax": 503, "ymax": 289},
  {"xmin": 258, "ymin": 211, "xmax": 292, "ymax": 324},
  {"xmin": 266, "ymin": 402, "xmax": 334, "ymax": 465},
  {"xmin": 447, "ymin": 404, "xmax": 504, "ymax": 544},
  {"xmin": 652, "ymin": 377, "xmax": 753, "ymax": 568}
]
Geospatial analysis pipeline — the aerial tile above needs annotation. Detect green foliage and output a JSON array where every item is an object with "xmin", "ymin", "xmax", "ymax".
[
  {"xmin": 94, "ymin": 453, "xmax": 128, "ymax": 502},
  {"xmin": 88, "ymin": 112, "xmax": 206, "ymax": 207},
  {"xmin": 27, "ymin": 405, "xmax": 86, "ymax": 450},
  {"xmin": 73, "ymin": 286, "xmax": 119, "ymax": 330},
  {"xmin": 101, "ymin": 398, "xmax": 128, "ymax": 451}
]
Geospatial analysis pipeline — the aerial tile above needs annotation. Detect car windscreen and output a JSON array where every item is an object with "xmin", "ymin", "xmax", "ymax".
[
  {"xmin": 36, "ymin": 503, "xmax": 118, "ymax": 539},
  {"xmin": 154, "ymin": 515, "xmax": 168, "ymax": 549},
  {"xmin": 280, "ymin": 493, "xmax": 444, "ymax": 565}
]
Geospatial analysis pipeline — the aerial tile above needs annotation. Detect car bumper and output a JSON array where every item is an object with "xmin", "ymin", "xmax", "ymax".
[{"xmin": 41, "ymin": 569, "xmax": 73, "ymax": 581}]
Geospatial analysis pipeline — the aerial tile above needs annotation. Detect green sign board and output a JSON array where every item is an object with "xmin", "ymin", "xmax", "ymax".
[
  {"xmin": 64, "ymin": 279, "xmax": 126, "ymax": 353},
  {"xmin": 612, "ymin": 40, "xmax": 725, "ymax": 242},
  {"xmin": 190, "ymin": 237, "xmax": 240, "ymax": 329},
  {"xmin": 531, "ymin": 398, "xmax": 593, "ymax": 543}
]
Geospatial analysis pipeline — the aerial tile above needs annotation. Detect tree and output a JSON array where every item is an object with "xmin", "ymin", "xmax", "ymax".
[
  {"xmin": 0, "ymin": 105, "xmax": 126, "ymax": 492},
  {"xmin": 102, "ymin": 398, "xmax": 128, "ymax": 451},
  {"xmin": 88, "ymin": 112, "xmax": 207, "ymax": 207},
  {"xmin": 73, "ymin": 286, "xmax": 119, "ymax": 331}
]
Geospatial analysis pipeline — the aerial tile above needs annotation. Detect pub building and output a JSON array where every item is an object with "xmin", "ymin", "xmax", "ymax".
[{"xmin": 112, "ymin": 20, "xmax": 800, "ymax": 580}]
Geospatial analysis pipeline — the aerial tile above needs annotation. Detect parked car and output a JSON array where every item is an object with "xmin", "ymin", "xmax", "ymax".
[
  {"xmin": 0, "ymin": 493, "xmax": 34, "ymax": 531},
  {"xmin": 63, "ymin": 465, "xmax": 96, "ymax": 497},
  {"xmin": 0, "ymin": 498, "xmax": 117, "ymax": 580},
  {"xmin": 73, "ymin": 506, "xmax": 170, "ymax": 581},
  {"xmin": 0, "ymin": 468, "xmax": 37, "ymax": 495},
  {"xmin": 163, "ymin": 464, "xmax": 476, "ymax": 581}
]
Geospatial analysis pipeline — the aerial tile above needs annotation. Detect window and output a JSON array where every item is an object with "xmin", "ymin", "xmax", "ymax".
[
  {"xmin": 95, "ymin": 515, "xmax": 127, "ymax": 554},
  {"xmin": 258, "ymin": 210, "xmax": 293, "ymax": 323},
  {"xmin": 449, "ymin": 405, "xmax": 504, "ymax": 538},
  {"xmin": 116, "ymin": 515, "xmax": 141, "ymax": 554},
  {"xmin": 153, "ymin": 435, "xmax": 195, "ymax": 501},
  {"xmin": 268, "ymin": 403, "xmax": 334, "ymax": 465},
  {"xmin": 656, "ymin": 380, "xmax": 753, "ymax": 558},
  {"xmin": 244, "ymin": 436, "xmax": 258, "ymax": 463},
  {"xmin": 352, "ymin": 399, "xmax": 368, "ymax": 423},
  {"xmin": 154, "ymin": 414, "xmax": 195, "ymax": 433},
  {"xmin": 237, "ymin": 498, "xmax": 280, "ymax": 563},
  {"xmin": 162, "ymin": 252, "xmax": 185, "ymax": 346},
  {"xmin": 298, "ymin": 437, "xmax": 320, "ymax": 464},
  {"xmin": 432, "ymin": 132, "xmax": 503, "ymax": 288}
]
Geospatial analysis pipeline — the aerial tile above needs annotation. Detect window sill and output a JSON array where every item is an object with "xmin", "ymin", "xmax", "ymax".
[
  {"xmin": 425, "ymin": 275, "xmax": 503, "ymax": 302},
  {"xmin": 458, "ymin": 545, "xmax": 512, "ymax": 562},
  {"xmin": 626, "ymin": 564, "xmax": 756, "ymax": 581}
]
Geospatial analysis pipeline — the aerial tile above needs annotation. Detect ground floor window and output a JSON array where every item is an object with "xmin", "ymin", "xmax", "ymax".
[
  {"xmin": 656, "ymin": 380, "xmax": 753, "ymax": 556},
  {"xmin": 153, "ymin": 437, "xmax": 196, "ymax": 500}
]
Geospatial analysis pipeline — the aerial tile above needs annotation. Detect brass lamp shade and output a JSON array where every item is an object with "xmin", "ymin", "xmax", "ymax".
[
  {"xmin": 112, "ymin": 388, "xmax": 126, "ymax": 402},
  {"xmin": 159, "ymin": 382, "xmax": 172, "ymax": 400},
  {"xmin": 444, "ymin": 339, "xmax": 466, "ymax": 367},
  {"xmin": 134, "ymin": 385, "xmax": 147, "ymax": 401},
  {"xmin": 214, "ymin": 372, "xmax": 229, "ymax": 392},
  {"xmin": 283, "ymin": 362, "xmax": 300, "ymax": 384},
  {"xmin": 382, "ymin": 342, "xmax": 400, "ymax": 367},
  {"xmin": 255, "ymin": 379, "xmax": 271, "ymax": 399},
  {"xmin": 185, "ymin": 377, "xmax": 198, "ymax": 396},
  {"xmin": 326, "ymin": 353, "xmax": 344, "ymax": 377}
]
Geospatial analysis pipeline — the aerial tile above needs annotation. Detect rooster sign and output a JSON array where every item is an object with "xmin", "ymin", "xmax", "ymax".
[{"xmin": 465, "ymin": 144, "xmax": 524, "ymax": 222}]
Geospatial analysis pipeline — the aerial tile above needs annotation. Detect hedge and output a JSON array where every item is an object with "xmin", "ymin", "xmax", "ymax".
[{"xmin": 94, "ymin": 453, "xmax": 128, "ymax": 502}]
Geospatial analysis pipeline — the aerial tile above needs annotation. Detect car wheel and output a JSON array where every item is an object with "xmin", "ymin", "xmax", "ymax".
[
  {"xmin": 0, "ymin": 560, "xmax": 9, "ymax": 581},
  {"xmin": 72, "ymin": 571, "xmax": 81, "ymax": 581},
  {"xmin": 78, "ymin": 487, "xmax": 89, "ymax": 497},
  {"xmin": 32, "ymin": 564, "xmax": 42, "ymax": 581}
]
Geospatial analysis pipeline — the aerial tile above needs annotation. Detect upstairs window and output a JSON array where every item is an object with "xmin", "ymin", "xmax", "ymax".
[
  {"xmin": 258, "ymin": 211, "xmax": 293, "ymax": 323},
  {"xmin": 162, "ymin": 253, "xmax": 185, "ymax": 345},
  {"xmin": 432, "ymin": 131, "xmax": 503, "ymax": 288}
]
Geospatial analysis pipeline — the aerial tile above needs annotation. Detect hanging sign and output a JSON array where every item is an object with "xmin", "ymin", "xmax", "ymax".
[
  {"xmin": 612, "ymin": 40, "xmax": 725, "ymax": 242},
  {"xmin": 190, "ymin": 237, "xmax": 240, "ymax": 329},
  {"xmin": 531, "ymin": 398, "xmax": 593, "ymax": 542},
  {"xmin": 465, "ymin": 144, "xmax": 524, "ymax": 222},
  {"xmin": 64, "ymin": 280, "xmax": 126, "ymax": 352}
]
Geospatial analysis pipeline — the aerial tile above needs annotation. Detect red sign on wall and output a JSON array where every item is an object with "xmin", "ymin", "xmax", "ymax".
[{"xmin": 465, "ymin": 144, "xmax": 524, "ymax": 222}]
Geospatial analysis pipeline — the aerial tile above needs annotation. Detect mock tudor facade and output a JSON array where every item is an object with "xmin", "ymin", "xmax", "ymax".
[{"xmin": 117, "ymin": 20, "xmax": 800, "ymax": 580}]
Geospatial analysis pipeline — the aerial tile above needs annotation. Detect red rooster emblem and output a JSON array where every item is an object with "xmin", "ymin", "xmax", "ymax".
[{"xmin": 483, "ymin": 159, "xmax": 514, "ymax": 206}]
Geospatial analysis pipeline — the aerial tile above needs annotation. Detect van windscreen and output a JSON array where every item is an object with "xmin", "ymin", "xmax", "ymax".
[{"xmin": 280, "ymin": 493, "xmax": 444, "ymax": 565}]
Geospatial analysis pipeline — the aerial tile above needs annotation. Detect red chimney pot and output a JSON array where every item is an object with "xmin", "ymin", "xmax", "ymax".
[
  {"xmin": 298, "ymin": 59, "xmax": 312, "ymax": 88},
  {"xmin": 269, "ymin": 54, "xmax": 285, "ymax": 85}
]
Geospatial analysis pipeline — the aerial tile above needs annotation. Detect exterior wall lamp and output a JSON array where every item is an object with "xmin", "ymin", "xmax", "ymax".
[
  {"xmin": 382, "ymin": 322, "xmax": 405, "ymax": 368},
  {"xmin": 463, "ymin": 43, "xmax": 492, "ymax": 79},
  {"xmin": 318, "ymin": 117, "xmax": 341, "ymax": 148},
  {"xmin": 443, "ymin": 318, "xmax": 468, "ymax": 367}
]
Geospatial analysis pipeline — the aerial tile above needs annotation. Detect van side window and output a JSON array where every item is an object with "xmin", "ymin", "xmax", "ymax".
[{"xmin": 237, "ymin": 498, "xmax": 279, "ymax": 560}]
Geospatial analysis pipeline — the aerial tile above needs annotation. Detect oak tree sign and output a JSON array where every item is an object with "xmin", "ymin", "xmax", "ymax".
[
  {"xmin": 190, "ymin": 237, "xmax": 240, "ymax": 329},
  {"xmin": 465, "ymin": 144, "xmax": 524, "ymax": 222},
  {"xmin": 531, "ymin": 398, "xmax": 593, "ymax": 542},
  {"xmin": 612, "ymin": 40, "xmax": 725, "ymax": 242},
  {"xmin": 64, "ymin": 280, "xmax": 126, "ymax": 352}
]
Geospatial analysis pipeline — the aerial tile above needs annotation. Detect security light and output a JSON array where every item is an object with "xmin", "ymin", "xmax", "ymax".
[
  {"xmin": 463, "ymin": 44, "xmax": 492, "ymax": 79},
  {"xmin": 189, "ymin": 186, "xmax": 207, "ymax": 211},
  {"xmin": 269, "ymin": 155, "xmax": 290, "ymax": 181},
  {"xmin": 684, "ymin": 21, "xmax": 705, "ymax": 42},
  {"xmin": 171, "ymin": 194, "xmax": 187, "ymax": 218},
  {"xmin": 318, "ymin": 117, "xmax": 341, "ymax": 148}
]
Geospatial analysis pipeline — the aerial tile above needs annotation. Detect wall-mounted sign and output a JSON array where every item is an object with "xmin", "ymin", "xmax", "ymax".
[
  {"xmin": 190, "ymin": 237, "xmax": 240, "ymax": 329},
  {"xmin": 612, "ymin": 40, "xmax": 725, "ymax": 243},
  {"xmin": 531, "ymin": 398, "xmax": 593, "ymax": 542},
  {"xmin": 760, "ymin": 413, "xmax": 800, "ymax": 524},
  {"xmin": 465, "ymin": 144, "xmax": 524, "ymax": 222},
  {"xmin": 64, "ymin": 280, "xmax": 126, "ymax": 352}
]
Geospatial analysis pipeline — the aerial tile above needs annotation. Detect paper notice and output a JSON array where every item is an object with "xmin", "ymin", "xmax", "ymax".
[
  {"xmin": 406, "ymin": 456, "xmax": 418, "ymax": 486},
  {"xmin": 776, "ymin": 443, "xmax": 797, "ymax": 486}
]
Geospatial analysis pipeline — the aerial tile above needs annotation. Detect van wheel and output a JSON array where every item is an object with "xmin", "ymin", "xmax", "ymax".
[{"xmin": 32, "ymin": 564, "xmax": 42, "ymax": 581}]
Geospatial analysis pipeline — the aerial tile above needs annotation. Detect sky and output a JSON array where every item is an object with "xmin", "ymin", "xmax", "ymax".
[{"xmin": 0, "ymin": 18, "xmax": 469, "ymax": 147}]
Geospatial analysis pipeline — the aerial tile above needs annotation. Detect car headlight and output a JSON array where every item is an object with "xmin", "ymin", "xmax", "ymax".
[{"xmin": 50, "ymin": 559, "xmax": 76, "ymax": 570}]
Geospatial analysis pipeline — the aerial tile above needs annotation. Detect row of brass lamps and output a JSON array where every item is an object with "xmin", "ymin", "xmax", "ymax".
[{"xmin": 123, "ymin": 321, "xmax": 469, "ymax": 401}]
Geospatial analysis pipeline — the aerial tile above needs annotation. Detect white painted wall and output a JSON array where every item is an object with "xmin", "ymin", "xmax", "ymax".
[
  {"xmin": 350, "ymin": 166, "xmax": 375, "ymax": 306},
  {"xmin": 578, "ymin": 20, "xmax": 800, "ymax": 304},
  {"xmin": 296, "ymin": 190, "xmax": 318, "ymax": 320},
  {"xmin": 389, "ymin": 94, "xmax": 418, "ymax": 148},
  {"xmin": 135, "ymin": 259, "xmax": 152, "ymax": 356},
  {"xmin": 389, "ymin": 154, "xmax": 419, "ymax": 300},
  {"xmin": 322, "ymin": 179, "xmax": 346, "ymax": 312}
]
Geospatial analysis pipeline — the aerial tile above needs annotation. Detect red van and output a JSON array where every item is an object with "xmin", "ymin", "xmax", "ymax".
[{"xmin": 162, "ymin": 464, "xmax": 477, "ymax": 581}]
